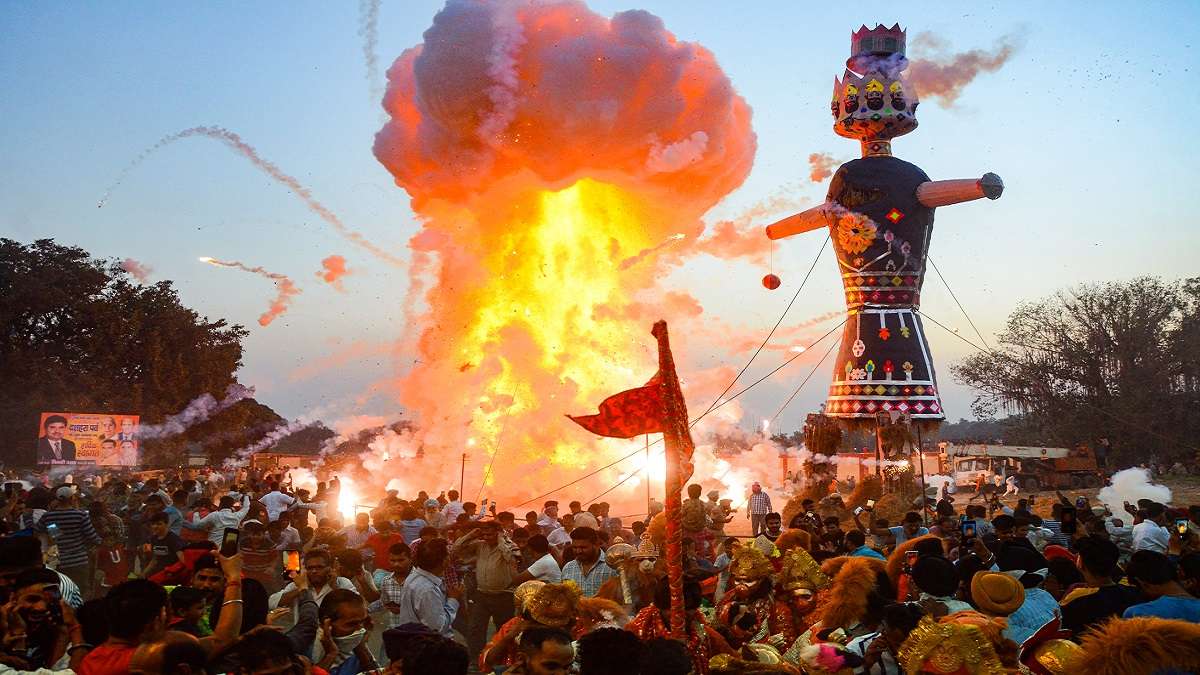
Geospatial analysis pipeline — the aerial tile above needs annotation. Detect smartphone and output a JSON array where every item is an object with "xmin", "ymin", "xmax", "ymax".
[
  {"xmin": 44, "ymin": 583, "xmax": 63, "ymax": 623},
  {"xmin": 1060, "ymin": 506, "xmax": 1077, "ymax": 535},
  {"xmin": 1178, "ymin": 519, "xmax": 1190, "ymax": 536},
  {"xmin": 283, "ymin": 549, "xmax": 301, "ymax": 573},
  {"xmin": 960, "ymin": 520, "xmax": 977, "ymax": 548},
  {"xmin": 219, "ymin": 528, "xmax": 240, "ymax": 557},
  {"xmin": 904, "ymin": 550, "xmax": 919, "ymax": 573}
]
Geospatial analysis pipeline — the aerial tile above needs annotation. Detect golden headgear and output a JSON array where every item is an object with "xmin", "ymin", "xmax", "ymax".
[
  {"xmin": 730, "ymin": 546, "xmax": 773, "ymax": 582},
  {"xmin": 632, "ymin": 537, "xmax": 660, "ymax": 559},
  {"xmin": 779, "ymin": 548, "xmax": 831, "ymax": 592},
  {"xmin": 525, "ymin": 581, "xmax": 583, "ymax": 628},
  {"xmin": 897, "ymin": 615, "xmax": 1006, "ymax": 675},
  {"xmin": 513, "ymin": 580, "xmax": 545, "ymax": 613},
  {"xmin": 1025, "ymin": 639, "xmax": 1082, "ymax": 675}
]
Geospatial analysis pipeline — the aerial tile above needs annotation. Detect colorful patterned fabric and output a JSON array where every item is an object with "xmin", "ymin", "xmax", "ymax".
[{"xmin": 823, "ymin": 156, "xmax": 945, "ymax": 422}]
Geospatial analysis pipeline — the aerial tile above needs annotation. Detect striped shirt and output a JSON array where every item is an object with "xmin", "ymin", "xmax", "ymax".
[
  {"xmin": 35, "ymin": 509, "xmax": 100, "ymax": 569},
  {"xmin": 368, "ymin": 571, "xmax": 407, "ymax": 628},
  {"xmin": 748, "ymin": 491, "xmax": 772, "ymax": 515},
  {"xmin": 561, "ymin": 551, "xmax": 619, "ymax": 597}
]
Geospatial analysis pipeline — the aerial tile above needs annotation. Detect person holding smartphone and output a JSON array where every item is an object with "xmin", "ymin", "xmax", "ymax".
[{"xmin": 4, "ymin": 568, "xmax": 89, "ymax": 671}]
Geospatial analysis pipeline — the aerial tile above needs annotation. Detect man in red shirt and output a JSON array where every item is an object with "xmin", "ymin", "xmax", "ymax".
[{"xmin": 364, "ymin": 520, "xmax": 406, "ymax": 572}]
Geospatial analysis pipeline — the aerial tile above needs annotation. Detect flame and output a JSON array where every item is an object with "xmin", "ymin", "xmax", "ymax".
[
  {"xmin": 455, "ymin": 179, "xmax": 654, "ymax": 473},
  {"xmin": 369, "ymin": 0, "xmax": 756, "ymax": 507},
  {"xmin": 337, "ymin": 476, "xmax": 360, "ymax": 521}
]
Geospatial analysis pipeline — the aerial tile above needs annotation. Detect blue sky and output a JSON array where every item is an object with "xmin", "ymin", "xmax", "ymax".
[{"xmin": 2, "ymin": 1, "xmax": 1198, "ymax": 432}]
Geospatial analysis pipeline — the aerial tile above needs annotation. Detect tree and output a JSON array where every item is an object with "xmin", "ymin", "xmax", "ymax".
[
  {"xmin": 0, "ymin": 238, "xmax": 249, "ymax": 466},
  {"xmin": 952, "ymin": 276, "xmax": 1200, "ymax": 465}
]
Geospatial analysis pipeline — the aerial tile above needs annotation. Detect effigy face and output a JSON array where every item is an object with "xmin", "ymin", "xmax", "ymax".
[{"xmin": 832, "ymin": 60, "xmax": 918, "ymax": 143}]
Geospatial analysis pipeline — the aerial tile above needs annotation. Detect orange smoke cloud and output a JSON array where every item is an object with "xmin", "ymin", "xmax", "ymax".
[
  {"xmin": 692, "ymin": 186, "xmax": 809, "ymax": 265},
  {"xmin": 316, "ymin": 254, "xmax": 351, "ymax": 290},
  {"xmin": 375, "ymin": 1, "xmax": 755, "ymax": 211},
  {"xmin": 120, "ymin": 258, "xmax": 152, "ymax": 283},
  {"xmin": 807, "ymin": 152, "xmax": 840, "ymax": 183},
  {"xmin": 372, "ymin": 0, "xmax": 756, "ymax": 502},
  {"xmin": 198, "ymin": 256, "xmax": 300, "ymax": 327},
  {"xmin": 908, "ymin": 32, "xmax": 1022, "ymax": 106}
]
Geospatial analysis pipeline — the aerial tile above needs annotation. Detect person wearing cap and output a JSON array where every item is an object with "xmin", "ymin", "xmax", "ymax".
[
  {"xmin": 537, "ymin": 501, "xmax": 560, "ymax": 536},
  {"xmin": 34, "ymin": 485, "xmax": 100, "ymax": 598},
  {"xmin": 970, "ymin": 571, "xmax": 1025, "ymax": 621},
  {"xmin": 746, "ymin": 482, "xmax": 772, "ymax": 537},
  {"xmin": 422, "ymin": 498, "xmax": 444, "ymax": 530},
  {"xmin": 994, "ymin": 549, "xmax": 1058, "ymax": 645}
]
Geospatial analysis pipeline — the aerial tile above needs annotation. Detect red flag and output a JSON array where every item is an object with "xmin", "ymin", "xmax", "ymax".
[{"xmin": 568, "ymin": 373, "xmax": 666, "ymax": 439}]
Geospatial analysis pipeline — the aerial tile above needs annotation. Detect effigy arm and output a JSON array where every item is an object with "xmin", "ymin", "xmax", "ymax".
[
  {"xmin": 915, "ymin": 173, "xmax": 1003, "ymax": 208},
  {"xmin": 765, "ymin": 202, "xmax": 835, "ymax": 240}
]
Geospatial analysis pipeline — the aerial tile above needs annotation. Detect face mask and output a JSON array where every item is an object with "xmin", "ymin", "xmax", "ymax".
[{"xmin": 332, "ymin": 627, "xmax": 367, "ymax": 659}]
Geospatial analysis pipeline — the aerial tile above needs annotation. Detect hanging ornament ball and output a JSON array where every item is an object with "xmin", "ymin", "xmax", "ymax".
[{"xmin": 762, "ymin": 274, "xmax": 781, "ymax": 290}]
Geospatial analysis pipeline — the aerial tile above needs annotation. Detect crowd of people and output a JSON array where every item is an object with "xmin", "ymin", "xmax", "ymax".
[{"xmin": 0, "ymin": 464, "xmax": 1198, "ymax": 674}]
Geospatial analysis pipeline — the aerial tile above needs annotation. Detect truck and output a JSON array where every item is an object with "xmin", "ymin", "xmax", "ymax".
[{"xmin": 938, "ymin": 443, "xmax": 1104, "ymax": 491}]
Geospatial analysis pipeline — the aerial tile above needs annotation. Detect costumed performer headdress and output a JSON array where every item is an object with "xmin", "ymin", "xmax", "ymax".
[
  {"xmin": 812, "ymin": 556, "xmax": 886, "ymax": 632},
  {"xmin": 729, "ymin": 546, "xmax": 773, "ymax": 582},
  {"xmin": 779, "ymin": 547, "xmax": 831, "ymax": 592},
  {"xmin": 526, "ymin": 581, "xmax": 582, "ymax": 628},
  {"xmin": 1017, "ymin": 617, "xmax": 1080, "ymax": 675},
  {"xmin": 897, "ymin": 613, "xmax": 1007, "ymax": 675},
  {"xmin": 513, "ymin": 580, "xmax": 545, "ymax": 613}
]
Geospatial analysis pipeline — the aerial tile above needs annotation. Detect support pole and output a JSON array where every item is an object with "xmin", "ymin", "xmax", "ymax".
[
  {"xmin": 460, "ymin": 452, "xmax": 466, "ymax": 497},
  {"xmin": 915, "ymin": 421, "xmax": 928, "ymax": 526},
  {"xmin": 645, "ymin": 434, "xmax": 651, "ymax": 518}
]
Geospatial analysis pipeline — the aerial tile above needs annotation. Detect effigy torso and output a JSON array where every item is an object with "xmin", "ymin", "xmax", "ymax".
[{"xmin": 824, "ymin": 155, "xmax": 944, "ymax": 422}]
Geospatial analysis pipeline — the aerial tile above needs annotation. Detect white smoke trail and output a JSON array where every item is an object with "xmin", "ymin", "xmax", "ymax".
[
  {"xmin": 477, "ymin": 1, "xmax": 527, "ymax": 144},
  {"xmin": 138, "ymin": 384, "xmax": 255, "ymax": 440},
  {"xmin": 99, "ymin": 126, "xmax": 404, "ymax": 267},
  {"xmin": 358, "ymin": 0, "xmax": 382, "ymax": 102},
  {"xmin": 223, "ymin": 419, "xmax": 323, "ymax": 468},
  {"xmin": 198, "ymin": 256, "xmax": 300, "ymax": 326}
]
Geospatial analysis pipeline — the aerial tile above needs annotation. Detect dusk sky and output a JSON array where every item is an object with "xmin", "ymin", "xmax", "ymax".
[{"xmin": 3, "ymin": 1, "xmax": 1197, "ymax": 435}]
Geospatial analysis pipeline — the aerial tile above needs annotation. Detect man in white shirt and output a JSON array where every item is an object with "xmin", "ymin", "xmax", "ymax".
[
  {"xmin": 537, "ymin": 501, "xmax": 561, "ymax": 535},
  {"xmin": 1132, "ymin": 503, "xmax": 1171, "ymax": 554},
  {"xmin": 259, "ymin": 486, "xmax": 299, "ymax": 522},
  {"xmin": 440, "ymin": 490, "xmax": 465, "ymax": 523},
  {"xmin": 182, "ymin": 493, "xmax": 251, "ymax": 546},
  {"xmin": 268, "ymin": 548, "xmax": 356, "ymax": 627},
  {"xmin": 512, "ymin": 534, "xmax": 562, "ymax": 584}
]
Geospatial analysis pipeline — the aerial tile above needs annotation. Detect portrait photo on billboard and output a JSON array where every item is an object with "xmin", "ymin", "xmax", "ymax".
[{"xmin": 36, "ymin": 412, "xmax": 140, "ymax": 466}]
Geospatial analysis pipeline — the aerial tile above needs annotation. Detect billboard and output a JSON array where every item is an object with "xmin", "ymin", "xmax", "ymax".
[{"xmin": 37, "ymin": 413, "xmax": 140, "ymax": 467}]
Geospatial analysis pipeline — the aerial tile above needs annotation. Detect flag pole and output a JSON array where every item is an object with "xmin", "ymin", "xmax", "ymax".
[
  {"xmin": 651, "ymin": 320, "xmax": 694, "ymax": 640},
  {"xmin": 645, "ymin": 434, "xmax": 651, "ymax": 518}
]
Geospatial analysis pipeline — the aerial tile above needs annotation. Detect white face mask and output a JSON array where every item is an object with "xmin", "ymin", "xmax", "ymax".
[{"xmin": 332, "ymin": 627, "xmax": 367, "ymax": 659}]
